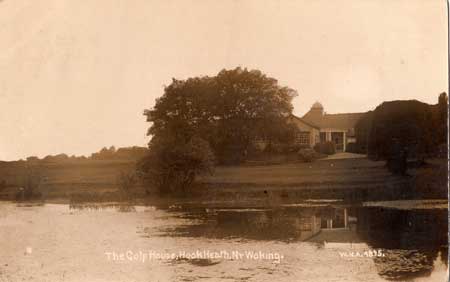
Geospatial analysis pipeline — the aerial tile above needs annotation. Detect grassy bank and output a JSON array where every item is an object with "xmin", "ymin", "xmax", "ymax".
[{"xmin": 0, "ymin": 157, "xmax": 447, "ymax": 204}]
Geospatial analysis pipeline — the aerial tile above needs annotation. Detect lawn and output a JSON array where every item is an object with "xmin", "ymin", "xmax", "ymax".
[
  {"xmin": 199, "ymin": 158, "xmax": 398, "ymax": 188},
  {"xmin": 0, "ymin": 157, "xmax": 446, "ymax": 202}
]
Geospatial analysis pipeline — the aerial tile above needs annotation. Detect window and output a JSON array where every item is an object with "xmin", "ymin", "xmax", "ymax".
[
  {"xmin": 297, "ymin": 131, "xmax": 310, "ymax": 145},
  {"xmin": 320, "ymin": 132, "xmax": 326, "ymax": 142}
]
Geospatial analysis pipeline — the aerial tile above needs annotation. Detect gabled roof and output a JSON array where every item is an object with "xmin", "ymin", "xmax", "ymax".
[
  {"xmin": 290, "ymin": 114, "xmax": 320, "ymax": 129},
  {"xmin": 301, "ymin": 112, "xmax": 365, "ymax": 130}
]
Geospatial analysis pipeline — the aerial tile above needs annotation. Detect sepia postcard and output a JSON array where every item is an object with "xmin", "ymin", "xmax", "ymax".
[{"xmin": 0, "ymin": 1, "xmax": 448, "ymax": 281}]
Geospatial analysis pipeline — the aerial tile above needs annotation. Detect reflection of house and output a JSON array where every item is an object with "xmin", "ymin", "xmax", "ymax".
[
  {"xmin": 293, "ymin": 215, "xmax": 322, "ymax": 241},
  {"xmin": 290, "ymin": 102, "xmax": 364, "ymax": 152},
  {"xmin": 307, "ymin": 207, "xmax": 363, "ymax": 243},
  {"xmin": 288, "ymin": 206, "xmax": 352, "ymax": 241},
  {"xmin": 214, "ymin": 207, "xmax": 353, "ymax": 241},
  {"xmin": 320, "ymin": 207, "xmax": 349, "ymax": 229}
]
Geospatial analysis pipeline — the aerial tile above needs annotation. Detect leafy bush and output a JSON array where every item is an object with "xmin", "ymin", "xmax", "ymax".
[
  {"xmin": 297, "ymin": 148, "xmax": 316, "ymax": 162},
  {"xmin": 367, "ymin": 100, "xmax": 436, "ymax": 160},
  {"xmin": 116, "ymin": 171, "xmax": 137, "ymax": 201},
  {"xmin": 262, "ymin": 142, "xmax": 282, "ymax": 154},
  {"xmin": 346, "ymin": 142, "xmax": 357, "ymax": 153},
  {"xmin": 137, "ymin": 136, "xmax": 215, "ymax": 195},
  {"xmin": 313, "ymin": 141, "xmax": 335, "ymax": 155},
  {"xmin": 346, "ymin": 142, "xmax": 366, "ymax": 154},
  {"xmin": 284, "ymin": 144, "xmax": 309, "ymax": 153}
]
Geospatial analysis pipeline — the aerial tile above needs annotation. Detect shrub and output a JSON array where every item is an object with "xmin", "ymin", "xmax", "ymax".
[
  {"xmin": 346, "ymin": 142, "xmax": 355, "ymax": 153},
  {"xmin": 367, "ymin": 99, "xmax": 439, "ymax": 160},
  {"xmin": 313, "ymin": 141, "xmax": 335, "ymax": 155},
  {"xmin": 116, "ymin": 171, "xmax": 137, "ymax": 201},
  {"xmin": 286, "ymin": 144, "xmax": 309, "ymax": 153},
  {"xmin": 297, "ymin": 148, "xmax": 316, "ymax": 162},
  {"xmin": 137, "ymin": 136, "xmax": 215, "ymax": 195},
  {"xmin": 346, "ymin": 142, "xmax": 364, "ymax": 153},
  {"xmin": 262, "ymin": 142, "xmax": 283, "ymax": 154}
]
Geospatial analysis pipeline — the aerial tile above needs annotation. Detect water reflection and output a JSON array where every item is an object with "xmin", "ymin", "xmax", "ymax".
[
  {"xmin": 356, "ymin": 207, "xmax": 448, "ymax": 280},
  {"xmin": 151, "ymin": 205, "xmax": 357, "ymax": 241},
  {"xmin": 69, "ymin": 202, "xmax": 137, "ymax": 212},
  {"xmin": 146, "ymin": 203, "xmax": 448, "ymax": 281}
]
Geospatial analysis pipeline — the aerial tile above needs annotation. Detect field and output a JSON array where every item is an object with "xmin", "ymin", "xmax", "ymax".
[
  {"xmin": 0, "ymin": 160, "xmax": 136, "ymax": 200},
  {"xmin": 0, "ymin": 156, "xmax": 447, "ymax": 203}
]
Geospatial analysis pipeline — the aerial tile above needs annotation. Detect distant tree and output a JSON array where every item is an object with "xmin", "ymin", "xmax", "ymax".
[
  {"xmin": 42, "ymin": 154, "xmax": 69, "ymax": 163},
  {"xmin": 90, "ymin": 146, "xmax": 148, "ymax": 160},
  {"xmin": 137, "ymin": 136, "xmax": 214, "ymax": 195},
  {"xmin": 26, "ymin": 156, "xmax": 39, "ymax": 162},
  {"xmin": 52, "ymin": 154, "xmax": 69, "ymax": 161},
  {"xmin": 145, "ymin": 67, "xmax": 297, "ymax": 164},
  {"xmin": 115, "ymin": 146, "xmax": 149, "ymax": 160},
  {"xmin": 91, "ymin": 146, "xmax": 116, "ymax": 160}
]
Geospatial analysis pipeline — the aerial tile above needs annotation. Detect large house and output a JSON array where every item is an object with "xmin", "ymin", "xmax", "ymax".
[{"xmin": 290, "ymin": 102, "xmax": 364, "ymax": 152}]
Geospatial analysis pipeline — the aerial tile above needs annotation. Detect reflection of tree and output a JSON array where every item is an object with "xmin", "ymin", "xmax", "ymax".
[
  {"xmin": 159, "ymin": 206, "xmax": 325, "ymax": 241},
  {"xmin": 356, "ymin": 207, "xmax": 447, "ymax": 280},
  {"xmin": 374, "ymin": 249, "xmax": 437, "ymax": 280},
  {"xmin": 150, "ymin": 205, "xmax": 448, "ymax": 281}
]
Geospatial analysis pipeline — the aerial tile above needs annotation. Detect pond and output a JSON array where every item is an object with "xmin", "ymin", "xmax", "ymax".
[{"xmin": 0, "ymin": 201, "xmax": 447, "ymax": 281}]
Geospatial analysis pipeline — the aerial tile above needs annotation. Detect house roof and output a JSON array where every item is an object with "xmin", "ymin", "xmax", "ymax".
[
  {"xmin": 290, "ymin": 114, "xmax": 320, "ymax": 129},
  {"xmin": 299, "ymin": 112, "xmax": 365, "ymax": 130}
]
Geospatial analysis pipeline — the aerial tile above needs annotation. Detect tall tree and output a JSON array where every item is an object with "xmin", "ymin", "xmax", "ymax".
[{"xmin": 144, "ymin": 67, "xmax": 298, "ymax": 164}]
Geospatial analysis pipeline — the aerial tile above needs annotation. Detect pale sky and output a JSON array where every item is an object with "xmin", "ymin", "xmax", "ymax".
[{"xmin": 0, "ymin": 0, "xmax": 448, "ymax": 161}]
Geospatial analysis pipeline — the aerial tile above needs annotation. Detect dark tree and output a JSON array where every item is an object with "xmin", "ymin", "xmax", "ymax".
[
  {"xmin": 137, "ymin": 136, "xmax": 215, "ymax": 195},
  {"xmin": 144, "ymin": 67, "xmax": 297, "ymax": 164},
  {"xmin": 367, "ymin": 100, "xmax": 435, "ymax": 161}
]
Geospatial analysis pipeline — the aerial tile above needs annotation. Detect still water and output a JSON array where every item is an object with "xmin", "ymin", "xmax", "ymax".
[{"xmin": 0, "ymin": 201, "xmax": 447, "ymax": 282}]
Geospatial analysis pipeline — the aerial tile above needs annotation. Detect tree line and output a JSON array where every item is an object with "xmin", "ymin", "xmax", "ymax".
[{"xmin": 22, "ymin": 146, "xmax": 149, "ymax": 163}]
